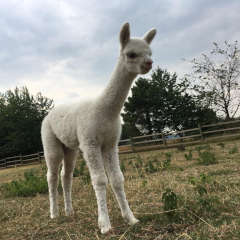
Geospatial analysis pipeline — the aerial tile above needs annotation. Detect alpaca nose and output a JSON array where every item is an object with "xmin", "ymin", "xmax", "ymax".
[{"xmin": 144, "ymin": 60, "xmax": 153, "ymax": 70}]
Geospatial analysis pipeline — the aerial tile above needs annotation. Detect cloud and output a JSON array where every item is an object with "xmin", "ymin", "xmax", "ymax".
[{"xmin": 0, "ymin": 0, "xmax": 240, "ymax": 107}]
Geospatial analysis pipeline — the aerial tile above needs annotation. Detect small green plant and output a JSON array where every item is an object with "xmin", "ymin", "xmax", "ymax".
[
  {"xmin": 2, "ymin": 169, "xmax": 50, "ymax": 197},
  {"xmin": 188, "ymin": 173, "xmax": 211, "ymax": 207},
  {"xmin": 217, "ymin": 142, "xmax": 225, "ymax": 149},
  {"xmin": 176, "ymin": 167, "xmax": 184, "ymax": 172},
  {"xmin": 162, "ymin": 153, "xmax": 172, "ymax": 170},
  {"xmin": 145, "ymin": 159, "xmax": 158, "ymax": 173},
  {"xmin": 120, "ymin": 162, "xmax": 126, "ymax": 172},
  {"xmin": 184, "ymin": 149, "xmax": 193, "ymax": 161},
  {"xmin": 197, "ymin": 148, "xmax": 217, "ymax": 165},
  {"xmin": 162, "ymin": 188, "xmax": 178, "ymax": 219},
  {"xmin": 229, "ymin": 145, "xmax": 238, "ymax": 154},
  {"xmin": 142, "ymin": 180, "xmax": 147, "ymax": 187},
  {"xmin": 165, "ymin": 153, "xmax": 172, "ymax": 161},
  {"xmin": 135, "ymin": 155, "xmax": 144, "ymax": 168}
]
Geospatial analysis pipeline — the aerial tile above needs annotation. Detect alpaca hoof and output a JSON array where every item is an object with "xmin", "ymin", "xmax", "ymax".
[
  {"xmin": 100, "ymin": 226, "xmax": 112, "ymax": 234},
  {"xmin": 65, "ymin": 208, "xmax": 74, "ymax": 216},
  {"xmin": 123, "ymin": 213, "xmax": 139, "ymax": 225},
  {"xmin": 98, "ymin": 218, "xmax": 111, "ymax": 234},
  {"xmin": 50, "ymin": 213, "xmax": 59, "ymax": 219},
  {"xmin": 129, "ymin": 218, "xmax": 139, "ymax": 225}
]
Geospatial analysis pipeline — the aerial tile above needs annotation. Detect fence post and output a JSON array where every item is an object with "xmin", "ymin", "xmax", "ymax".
[
  {"xmin": 38, "ymin": 151, "xmax": 41, "ymax": 164},
  {"xmin": 4, "ymin": 157, "xmax": 7, "ymax": 168},
  {"xmin": 161, "ymin": 132, "xmax": 167, "ymax": 149},
  {"xmin": 198, "ymin": 123, "xmax": 204, "ymax": 144},
  {"xmin": 20, "ymin": 154, "xmax": 23, "ymax": 166},
  {"xmin": 130, "ymin": 136, "xmax": 135, "ymax": 153}
]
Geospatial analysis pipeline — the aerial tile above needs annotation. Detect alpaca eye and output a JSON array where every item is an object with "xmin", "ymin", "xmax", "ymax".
[{"xmin": 127, "ymin": 53, "xmax": 137, "ymax": 59}]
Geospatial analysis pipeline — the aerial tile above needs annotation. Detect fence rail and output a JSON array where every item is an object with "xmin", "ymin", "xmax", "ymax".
[
  {"xmin": 118, "ymin": 120, "xmax": 240, "ymax": 153},
  {"xmin": 0, "ymin": 151, "xmax": 44, "ymax": 170},
  {"xmin": 1, "ymin": 120, "xmax": 240, "ymax": 170}
]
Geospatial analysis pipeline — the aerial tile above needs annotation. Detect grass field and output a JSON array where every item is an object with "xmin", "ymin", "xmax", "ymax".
[{"xmin": 0, "ymin": 140, "xmax": 240, "ymax": 240}]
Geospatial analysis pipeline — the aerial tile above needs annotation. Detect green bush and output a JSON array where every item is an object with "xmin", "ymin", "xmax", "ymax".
[
  {"xmin": 144, "ymin": 153, "xmax": 172, "ymax": 173},
  {"xmin": 3, "ymin": 169, "xmax": 49, "ymax": 197},
  {"xmin": 145, "ymin": 159, "xmax": 159, "ymax": 173},
  {"xmin": 188, "ymin": 173, "xmax": 212, "ymax": 207},
  {"xmin": 162, "ymin": 188, "xmax": 178, "ymax": 219},
  {"xmin": 184, "ymin": 149, "xmax": 193, "ymax": 161},
  {"xmin": 217, "ymin": 142, "xmax": 225, "ymax": 149},
  {"xmin": 136, "ymin": 155, "xmax": 144, "ymax": 168},
  {"xmin": 120, "ymin": 162, "xmax": 126, "ymax": 172},
  {"xmin": 229, "ymin": 146, "xmax": 238, "ymax": 154},
  {"xmin": 162, "ymin": 153, "xmax": 172, "ymax": 170},
  {"xmin": 197, "ymin": 149, "xmax": 217, "ymax": 165},
  {"xmin": 142, "ymin": 180, "xmax": 147, "ymax": 187}
]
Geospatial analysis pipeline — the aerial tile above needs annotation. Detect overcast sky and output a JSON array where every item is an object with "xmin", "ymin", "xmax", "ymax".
[{"xmin": 0, "ymin": 0, "xmax": 240, "ymax": 105}]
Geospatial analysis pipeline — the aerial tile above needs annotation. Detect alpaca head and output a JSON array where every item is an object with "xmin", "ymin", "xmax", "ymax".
[{"xmin": 119, "ymin": 22, "xmax": 157, "ymax": 75}]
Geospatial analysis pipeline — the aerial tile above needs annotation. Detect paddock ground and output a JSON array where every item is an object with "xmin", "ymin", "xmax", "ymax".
[{"xmin": 0, "ymin": 140, "xmax": 240, "ymax": 239}]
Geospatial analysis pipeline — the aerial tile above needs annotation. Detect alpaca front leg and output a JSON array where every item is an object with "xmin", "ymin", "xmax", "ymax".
[
  {"xmin": 94, "ymin": 186, "xmax": 111, "ymax": 234},
  {"xmin": 82, "ymin": 146, "xmax": 111, "ymax": 234},
  {"xmin": 102, "ymin": 147, "xmax": 139, "ymax": 225}
]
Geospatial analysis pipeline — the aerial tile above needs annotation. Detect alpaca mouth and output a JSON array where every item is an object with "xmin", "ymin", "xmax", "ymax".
[
  {"xmin": 143, "ymin": 63, "xmax": 152, "ymax": 70},
  {"xmin": 141, "ymin": 65, "xmax": 151, "ymax": 74}
]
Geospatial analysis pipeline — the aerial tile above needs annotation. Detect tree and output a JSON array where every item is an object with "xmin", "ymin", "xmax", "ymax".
[
  {"xmin": 121, "ymin": 67, "xmax": 217, "ymax": 135},
  {"xmin": 121, "ymin": 123, "xmax": 141, "ymax": 140},
  {"xmin": 183, "ymin": 41, "xmax": 240, "ymax": 119},
  {"xmin": 0, "ymin": 86, "xmax": 54, "ymax": 159},
  {"xmin": 122, "ymin": 78, "xmax": 153, "ymax": 135}
]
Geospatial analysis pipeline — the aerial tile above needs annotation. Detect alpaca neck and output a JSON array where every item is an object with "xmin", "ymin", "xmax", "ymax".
[{"xmin": 97, "ymin": 56, "xmax": 137, "ymax": 117}]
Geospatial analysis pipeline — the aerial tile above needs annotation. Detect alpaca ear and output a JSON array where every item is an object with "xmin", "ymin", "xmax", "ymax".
[
  {"xmin": 143, "ymin": 29, "xmax": 157, "ymax": 45},
  {"xmin": 119, "ymin": 22, "xmax": 130, "ymax": 49}
]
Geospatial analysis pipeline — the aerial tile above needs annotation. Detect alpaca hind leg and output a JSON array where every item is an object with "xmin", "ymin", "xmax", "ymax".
[
  {"xmin": 82, "ymin": 145, "xmax": 111, "ymax": 234},
  {"xmin": 42, "ymin": 119, "xmax": 64, "ymax": 218},
  {"xmin": 102, "ymin": 146, "xmax": 139, "ymax": 225},
  {"xmin": 61, "ymin": 147, "xmax": 78, "ymax": 216},
  {"xmin": 42, "ymin": 129, "xmax": 64, "ymax": 218}
]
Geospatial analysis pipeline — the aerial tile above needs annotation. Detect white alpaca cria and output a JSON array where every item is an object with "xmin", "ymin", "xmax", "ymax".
[{"xmin": 41, "ymin": 22, "xmax": 156, "ymax": 234}]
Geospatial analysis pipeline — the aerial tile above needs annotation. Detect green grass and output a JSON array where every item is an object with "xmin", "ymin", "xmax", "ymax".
[{"xmin": 0, "ymin": 140, "xmax": 240, "ymax": 239}]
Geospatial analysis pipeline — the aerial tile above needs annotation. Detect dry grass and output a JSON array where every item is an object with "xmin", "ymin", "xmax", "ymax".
[{"xmin": 0, "ymin": 140, "xmax": 240, "ymax": 239}]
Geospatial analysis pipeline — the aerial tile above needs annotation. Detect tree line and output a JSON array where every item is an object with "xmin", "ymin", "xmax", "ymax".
[
  {"xmin": 0, "ymin": 41, "xmax": 239, "ymax": 158},
  {"xmin": 0, "ymin": 87, "xmax": 53, "ymax": 159}
]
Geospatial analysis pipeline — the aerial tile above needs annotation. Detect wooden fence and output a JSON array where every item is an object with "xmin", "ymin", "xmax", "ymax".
[
  {"xmin": 1, "ymin": 120, "xmax": 240, "ymax": 170},
  {"xmin": 0, "ymin": 151, "xmax": 44, "ymax": 170},
  {"xmin": 118, "ymin": 119, "xmax": 240, "ymax": 153}
]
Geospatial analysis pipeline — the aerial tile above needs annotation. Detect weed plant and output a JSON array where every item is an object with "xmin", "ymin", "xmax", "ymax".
[
  {"xmin": 217, "ymin": 142, "xmax": 225, "ymax": 149},
  {"xmin": 229, "ymin": 145, "xmax": 238, "ymax": 154},
  {"xmin": 196, "ymin": 146, "xmax": 217, "ymax": 165},
  {"xmin": 184, "ymin": 149, "xmax": 193, "ymax": 161},
  {"xmin": 144, "ymin": 153, "xmax": 172, "ymax": 173},
  {"xmin": 2, "ymin": 169, "xmax": 49, "ymax": 197},
  {"xmin": 162, "ymin": 188, "xmax": 178, "ymax": 219},
  {"xmin": 188, "ymin": 173, "xmax": 212, "ymax": 207}
]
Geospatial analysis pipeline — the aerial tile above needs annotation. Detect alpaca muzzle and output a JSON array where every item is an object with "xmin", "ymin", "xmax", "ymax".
[{"xmin": 143, "ymin": 60, "xmax": 153, "ymax": 70}]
